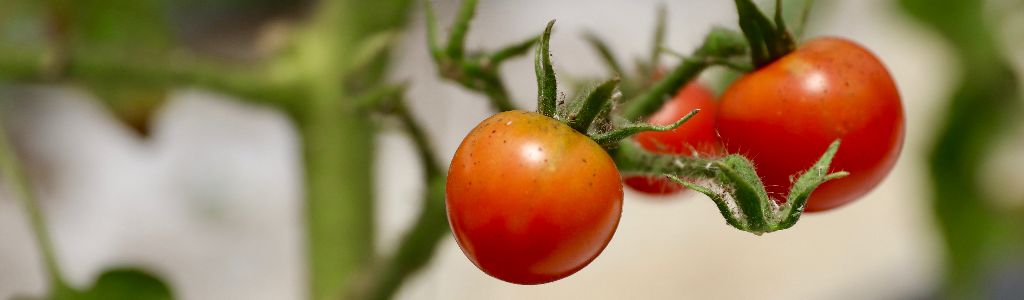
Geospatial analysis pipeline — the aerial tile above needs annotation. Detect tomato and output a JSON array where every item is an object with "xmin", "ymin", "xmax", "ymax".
[
  {"xmin": 717, "ymin": 37, "xmax": 905, "ymax": 212},
  {"xmin": 446, "ymin": 110, "xmax": 623, "ymax": 284},
  {"xmin": 624, "ymin": 82, "xmax": 722, "ymax": 195}
]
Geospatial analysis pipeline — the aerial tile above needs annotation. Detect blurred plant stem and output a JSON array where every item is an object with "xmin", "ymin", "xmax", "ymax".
[
  {"xmin": 293, "ymin": 1, "xmax": 413, "ymax": 299},
  {"xmin": 900, "ymin": 0, "xmax": 1023, "ymax": 298},
  {"xmin": 1, "ymin": 0, "xmax": 425, "ymax": 299},
  {"xmin": 350, "ymin": 93, "xmax": 448, "ymax": 300},
  {"xmin": 0, "ymin": 111, "xmax": 76, "ymax": 297}
]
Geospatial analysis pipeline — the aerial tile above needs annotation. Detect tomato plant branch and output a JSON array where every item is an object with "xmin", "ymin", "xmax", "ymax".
[
  {"xmin": 621, "ymin": 27, "xmax": 747, "ymax": 120},
  {"xmin": 352, "ymin": 92, "xmax": 448, "ymax": 300},
  {"xmin": 357, "ymin": 176, "xmax": 447, "ymax": 300},
  {"xmin": 582, "ymin": 33, "xmax": 625, "ymax": 77},
  {"xmin": 297, "ymin": 0, "xmax": 415, "ymax": 299},
  {"xmin": 0, "ymin": 112, "xmax": 75, "ymax": 296},
  {"xmin": 648, "ymin": 4, "xmax": 667, "ymax": 81},
  {"xmin": 0, "ymin": 48, "xmax": 301, "ymax": 113},
  {"xmin": 425, "ymin": 0, "xmax": 536, "ymax": 112}
]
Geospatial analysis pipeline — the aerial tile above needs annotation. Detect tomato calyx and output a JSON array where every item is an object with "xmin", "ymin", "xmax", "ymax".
[
  {"xmin": 532, "ymin": 20, "xmax": 698, "ymax": 150},
  {"xmin": 734, "ymin": 0, "xmax": 798, "ymax": 68},
  {"xmin": 616, "ymin": 139, "xmax": 847, "ymax": 235}
]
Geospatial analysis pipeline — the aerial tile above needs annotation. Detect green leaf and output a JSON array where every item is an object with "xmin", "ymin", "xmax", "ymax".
[
  {"xmin": 85, "ymin": 83, "xmax": 167, "ymax": 136},
  {"xmin": 35, "ymin": 268, "xmax": 174, "ymax": 300},
  {"xmin": 534, "ymin": 20, "xmax": 557, "ymax": 117},
  {"xmin": 78, "ymin": 268, "xmax": 173, "ymax": 300}
]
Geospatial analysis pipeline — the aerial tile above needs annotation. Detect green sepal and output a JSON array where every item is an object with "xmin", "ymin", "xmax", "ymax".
[
  {"xmin": 630, "ymin": 140, "xmax": 847, "ymax": 235},
  {"xmin": 776, "ymin": 140, "xmax": 848, "ymax": 229},
  {"xmin": 733, "ymin": 0, "xmax": 797, "ymax": 67},
  {"xmin": 535, "ymin": 20, "xmax": 558, "ymax": 117},
  {"xmin": 591, "ymin": 109, "xmax": 698, "ymax": 148},
  {"xmin": 564, "ymin": 78, "xmax": 620, "ymax": 132}
]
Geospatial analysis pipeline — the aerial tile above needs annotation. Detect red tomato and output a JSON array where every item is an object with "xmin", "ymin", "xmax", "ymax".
[
  {"xmin": 625, "ymin": 82, "xmax": 722, "ymax": 195},
  {"xmin": 446, "ymin": 110, "xmax": 623, "ymax": 284},
  {"xmin": 717, "ymin": 37, "xmax": 905, "ymax": 212}
]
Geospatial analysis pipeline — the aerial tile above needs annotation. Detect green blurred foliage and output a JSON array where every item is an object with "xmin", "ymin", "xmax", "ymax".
[
  {"xmin": 61, "ymin": 0, "xmax": 173, "ymax": 135},
  {"xmin": 899, "ymin": 0, "xmax": 1024, "ymax": 298},
  {"xmin": 73, "ymin": 268, "xmax": 174, "ymax": 300}
]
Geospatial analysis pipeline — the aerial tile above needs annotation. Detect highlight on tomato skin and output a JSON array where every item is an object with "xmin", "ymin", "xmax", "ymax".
[
  {"xmin": 445, "ymin": 110, "xmax": 624, "ymax": 284},
  {"xmin": 717, "ymin": 37, "xmax": 905, "ymax": 212},
  {"xmin": 624, "ymin": 82, "xmax": 723, "ymax": 195}
]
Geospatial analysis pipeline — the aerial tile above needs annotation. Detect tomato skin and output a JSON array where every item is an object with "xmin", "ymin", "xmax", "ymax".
[
  {"xmin": 625, "ymin": 83, "xmax": 722, "ymax": 195},
  {"xmin": 446, "ymin": 110, "xmax": 623, "ymax": 284},
  {"xmin": 717, "ymin": 37, "xmax": 905, "ymax": 212}
]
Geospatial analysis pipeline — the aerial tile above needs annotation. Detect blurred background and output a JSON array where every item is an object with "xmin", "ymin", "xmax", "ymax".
[{"xmin": 1, "ymin": 0, "xmax": 1023, "ymax": 299}]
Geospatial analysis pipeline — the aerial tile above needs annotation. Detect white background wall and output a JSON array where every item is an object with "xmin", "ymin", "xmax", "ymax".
[{"xmin": 3, "ymin": 0, "xmax": 1012, "ymax": 299}]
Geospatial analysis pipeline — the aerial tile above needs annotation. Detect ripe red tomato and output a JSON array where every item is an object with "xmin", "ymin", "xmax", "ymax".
[
  {"xmin": 446, "ymin": 110, "xmax": 623, "ymax": 284},
  {"xmin": 624, "ymin": 82, "xmax": 722, "ymax": 195},
  {"xmin": 717, "ymin": 37, "xmax": 905, "ymax": 212}
]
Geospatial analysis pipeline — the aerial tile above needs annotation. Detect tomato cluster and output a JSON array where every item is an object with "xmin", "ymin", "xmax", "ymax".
[{"xmin": 445, "ymin": 18, "xmax": 902, "ymax": 287}]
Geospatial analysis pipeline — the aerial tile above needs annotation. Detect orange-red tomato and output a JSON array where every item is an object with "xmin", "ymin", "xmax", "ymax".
[
  {"xmin": 717, "ymin": 37, "xmax": 905, "ymax": 212},
  {"xmin": 625, "ymin": 83, "xmax": 722, "ymax": 195},
  {"xmin": 446, "ymin": 110, "xmax": 623, "ymax": 284}
]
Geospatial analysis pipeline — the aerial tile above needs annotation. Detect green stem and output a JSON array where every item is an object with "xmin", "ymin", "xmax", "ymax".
[
  {"xmin": 0, "ymin": 49, "xmax": 298, "ymax": 111},
  {"xmin": 298, "ymin": 1, "xmax": 414, "ymax": 299},
  {"xmin": 360, "ymin": 176, "xmax": 446, "ymax": 300},
  {"xmin": 394, "ymin": 101, "xmax": 442, "ymax": 177},
  {"xmin": 583, "ymin": 33, "xmax": 625, "ymax": 76},
  {"xmin": 445, "ymin": 0, "xmax": 477, "ymax": 60},
  {"xmin": 622, "ymin": 28, "xmax": 747, "ymax": 120},
  {"xmin": 355, "ymin": 100, "xmax": 447, "ymax": 299},
  {"xmin": 0, "ymin": 110, "xmax": 74, "ymax": 295},
  {"xmin": 618, "ymin": 56, "xmax": 708, "ymax": 119},
  {"xmin": 612, "ymin": 140, "xmax": 717, "ymax": 180}
]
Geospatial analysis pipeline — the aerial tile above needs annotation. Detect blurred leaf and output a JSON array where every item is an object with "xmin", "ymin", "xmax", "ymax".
[
  {"xmin": 900, "ymin": 0, "xmax": 1024, "ymax": 298},
  {"xmin": 58, "ymin": 0, "xmax": 174, "ymax": 136},
  {"xmin": 75, "ymin": 268, "xmax": 174, "ymax": 300},
  {"xmin": 0, "ymin": 0, "xmax": 48, "ymax": 48},
  {"xmin": 87, "ymin": 85, "xmax": 167, "ymax": 135},
  {"xmin": 64, "ymin": 0, "xmax": 172, "ymax": 54},
  {"xmin": 12, "ymin": 268, "xmax": 173, "ymax": 300}
]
